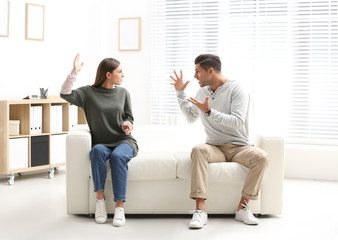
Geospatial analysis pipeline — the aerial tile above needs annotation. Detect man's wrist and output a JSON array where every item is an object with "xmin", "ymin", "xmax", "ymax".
[{"xmin": 205, "ymin": 109, "xmax": 211, "ymax": 117}]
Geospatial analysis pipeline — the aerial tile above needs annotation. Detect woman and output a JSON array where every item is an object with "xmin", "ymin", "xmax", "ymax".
[{"xmin": 60, "ymin": 54, "xmax": 138, "ymax": 227}]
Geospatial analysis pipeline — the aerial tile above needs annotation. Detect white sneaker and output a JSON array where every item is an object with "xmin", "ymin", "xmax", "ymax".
[
  {"xmin": 113, "ymin": 207, "xmax": 126, "ymax": 227},
  {"xmin": 189, "ymin": 209, "xmax": 208, "ymax": 229},
  {"xmin": 235, "ymin": 201, "xmax": 259, "ymax": 225},
  {"xmin": 95, "ymin": 199, "xmax": 107, "ymax": 224}
]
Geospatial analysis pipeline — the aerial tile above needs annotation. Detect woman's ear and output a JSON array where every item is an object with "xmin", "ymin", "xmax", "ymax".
[{"xmin": 106, "ymin": 72, "xmax": 112, "ymax": 79}]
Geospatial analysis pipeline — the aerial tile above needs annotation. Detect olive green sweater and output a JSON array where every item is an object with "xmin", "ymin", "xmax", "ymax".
[{"xmin": 60, "ymin": 71, "xmax": 138, "ymax": 156}]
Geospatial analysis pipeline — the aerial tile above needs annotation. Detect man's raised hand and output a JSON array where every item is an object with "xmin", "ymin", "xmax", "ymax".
[{"xmin": 170, "ymin": 70, "xmax": 190, "ymax": 90}]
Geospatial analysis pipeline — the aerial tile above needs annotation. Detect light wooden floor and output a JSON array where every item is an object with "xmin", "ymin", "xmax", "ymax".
[{"xmin": 0, "ymin": 168, "xmax": 337, "ymax": 240}]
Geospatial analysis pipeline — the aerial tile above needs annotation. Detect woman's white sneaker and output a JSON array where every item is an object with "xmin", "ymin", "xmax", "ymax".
[
  {"xmin": 113, "ymin": 207, "xmax": 126, "ymax": 227},
  {"xmin": 189, "ymin": 209, "xmax": 208, "ymax": 229},
  {"xmin": 95, "ymin": 199, "xmax": 107, "ymax": 224}
]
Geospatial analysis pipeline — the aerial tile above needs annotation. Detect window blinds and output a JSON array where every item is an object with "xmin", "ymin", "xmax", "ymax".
[
  {"xmin": 223, "ymin": 0, "xmax": 338, "ymax": 145},
  {"xmin": 150, "ymin": 0, "xmax": 223, "ymax": 125},
  {"xmin": 151, "ymin": 0, "xmax": 338, "ymax": 145},
  {"xmin": 222, "ymin": 1, "xmax": 289, "ymax": 138},
  {"xmin": 287, "ymin": 1, "xmax": 338, "ymax": 145}
]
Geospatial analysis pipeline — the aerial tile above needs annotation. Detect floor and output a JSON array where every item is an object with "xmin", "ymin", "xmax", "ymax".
[{"xmin": 0, "ymin": 168, "xmax": 337, "ymax": 240}]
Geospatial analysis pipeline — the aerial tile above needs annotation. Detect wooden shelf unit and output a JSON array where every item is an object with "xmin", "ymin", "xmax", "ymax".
[{"xmin": 0, "ymin": 99, "xmax": 86, "ymax": 183}]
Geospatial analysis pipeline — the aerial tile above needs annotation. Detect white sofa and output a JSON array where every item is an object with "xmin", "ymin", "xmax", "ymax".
[{"xmin": 66, "ymin": 124, "xmax": 284, "ymax": 215}]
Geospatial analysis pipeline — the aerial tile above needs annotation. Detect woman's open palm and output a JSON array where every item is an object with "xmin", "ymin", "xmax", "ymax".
[{"xmin": 73, "ymin": 53, "xmax": 84, "ymax": 73}]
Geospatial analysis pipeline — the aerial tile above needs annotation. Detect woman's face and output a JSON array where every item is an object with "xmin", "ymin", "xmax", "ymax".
[{"xmin": 108, "ymin": 65, "xmax": 124, "ymax": 86}]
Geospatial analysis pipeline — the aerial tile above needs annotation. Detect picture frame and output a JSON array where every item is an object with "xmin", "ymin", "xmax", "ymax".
[
  {"xmin": 119, "ymin": 17, "xmax": 141, "ymax": 51},
  {"xmin": 25, "ymin": 3, "xmax": 45, "ymax": 41},
  {"xmin": 0, "ymin": 0, "xmax": 10, "ymax": 37}
]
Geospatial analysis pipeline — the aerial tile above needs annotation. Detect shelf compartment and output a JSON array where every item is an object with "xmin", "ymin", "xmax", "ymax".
[
  {"xmin": 10, "ymin": 104, "xmax": 30, "ymax": 135},
  {"xmin": 51, "ymin": 103, "xmax": 69, "ymax": 133},
  {"xmin": 31, "ymin": 135, "xmax": 49, "ymax": 167},
  {"xmin": 30, "ymin": 103, "xmax": 50, "ymax": 134}
]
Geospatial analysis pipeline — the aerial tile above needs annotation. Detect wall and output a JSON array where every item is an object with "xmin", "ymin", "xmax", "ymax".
[
  {"xmin": 105, "ymin": 0, "xmax": 151, "ymax": 125},
  {"xmin": 285, "ymin": 144, "xmax": 338, "ymax": 181},
  {"xmin": 0, "ymin": 0, "xmax": 88, "ymax": 98},
  {"xmin": 0, "ymin": 0, "xmax": 151, "ymax": 124}
]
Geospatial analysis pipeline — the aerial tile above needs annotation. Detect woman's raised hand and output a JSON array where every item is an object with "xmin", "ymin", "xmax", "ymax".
[{"xmin": 73, "ymin": 53, "xmax": 84, "ymax": 73}]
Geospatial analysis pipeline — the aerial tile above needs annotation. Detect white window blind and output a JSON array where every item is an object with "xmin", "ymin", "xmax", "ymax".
[
  {"xmin": 151, "ymin": 0, "xmax": 338, "ymax": 146},
  {"xmin": 222, "ymin": 0, "xmax": 338, "ymax": 145},
  {"xmin": 287, "ymin": 1, "xmax": 338, "ymax": 145},
  {"xmin": 221, "ymin": 1, "xmax": 290, "ymax": 137},
  {"xmin": 150, "ymin": 0, "xmax": 223, "ymax": 125}
]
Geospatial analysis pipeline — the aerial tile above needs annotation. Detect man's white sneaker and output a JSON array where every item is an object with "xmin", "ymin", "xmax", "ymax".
[
  {"xmin": 235, "ymin": 202, "xmax": 259, "ymax": 225},
  {"xmin": 189, "ymin": 209, "xmax": 208, "ymax": 229},
  {"xmin": 113, "ymin": 207, "xmax": 126, "ymax": 227},
  {"xmin": 95, "ymin": 199, "xmax": 107, "ymax": 224}
]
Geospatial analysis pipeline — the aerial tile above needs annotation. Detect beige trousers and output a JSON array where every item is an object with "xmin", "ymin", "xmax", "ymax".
[{"xmin": 190, "ymin": 143, "xmax": 269, "ymax": 200}]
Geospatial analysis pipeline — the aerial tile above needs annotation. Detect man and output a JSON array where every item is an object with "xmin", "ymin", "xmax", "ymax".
[{"xmin": 170, "ymin": 54, "xmax": 269, "ymax": 229}]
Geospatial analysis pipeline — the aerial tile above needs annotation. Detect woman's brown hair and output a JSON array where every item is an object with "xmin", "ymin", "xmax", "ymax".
[{"xmin": 92, "ymin": 58, "xmax": 120, "ymax": 87}]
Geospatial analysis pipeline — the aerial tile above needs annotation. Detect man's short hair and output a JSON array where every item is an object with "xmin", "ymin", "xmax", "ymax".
[{"xmin": 195, "ymin": 54, "xmax": 222, "ymax": 72}]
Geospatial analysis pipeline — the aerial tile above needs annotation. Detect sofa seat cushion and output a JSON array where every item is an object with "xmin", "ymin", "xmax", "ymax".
[
  {"xmin": 89, "ymin": 150, "xmax": 178, "ymax": 181},
  {"xmin": 128, "ymin": 151, "xmax": 178, "ymax": 180},
  {"xmin": 175, "ymin": 152, "xmax": 249, "ymax": 182}
]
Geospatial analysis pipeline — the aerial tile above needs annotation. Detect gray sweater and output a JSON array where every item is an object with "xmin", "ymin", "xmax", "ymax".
[
  {"xmin": 176, "ymin": 79, "xmax": 250, "ymax": 146},
  {"xmin": 60, "ymin": 75, "xmax": 138, "ymax": 156}
]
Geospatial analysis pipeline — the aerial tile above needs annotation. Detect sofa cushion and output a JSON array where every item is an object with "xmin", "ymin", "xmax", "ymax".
[
  {"xmin": 175, "ymin": 152, "xmax": 249, "ymax": 182},
  {"xmin": 91, "ymin": 151, "xmax": 177, "ymax": 181},
  {"xmin": 127, "ymin": 151, "xmax": 177, "ymax": 180},
  {"xmin": 88, "ymin": 150, "xmax": 177, "ymax": 181},
  {"xmin": 89, "ymin": 150, "xmax": 178, "ymax": 181}
]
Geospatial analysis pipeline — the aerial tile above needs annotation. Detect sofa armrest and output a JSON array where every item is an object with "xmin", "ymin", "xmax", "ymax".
[
  {"xmin": 66, "ymin": 125, "xmax": 91, "ymax": 214},
  {"xmin": 258, "ymin": 136, "xmax": 285, "ymax": 215}
]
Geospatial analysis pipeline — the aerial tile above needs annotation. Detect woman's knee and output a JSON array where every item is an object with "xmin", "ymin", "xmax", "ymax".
[
  {"xmin": 90, "ymin": 144, "xmax": 107, "ymax": 159},
  {"xmin": 110, "ymin": 144, "xmax": 133, "ymax": 163}
]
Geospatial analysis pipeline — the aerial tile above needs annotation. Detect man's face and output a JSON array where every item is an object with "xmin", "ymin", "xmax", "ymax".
[{"xmin": 194, "ymin": 64, "xmax": 212, "ymax": 87}]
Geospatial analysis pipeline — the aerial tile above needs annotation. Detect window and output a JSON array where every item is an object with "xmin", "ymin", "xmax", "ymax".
[
  {"xmin": 151, "ymin": 0, "xmax": 338, "ymax": 146},
  {"xmin": 221, "ymin": 1, "xmax": 289, "ymax": 138},
  {"xmin": 150, "ymin": 0, "xmax": 223, "ymax": 125},
  {"xmin": 287, "ymin": 1, "xmax": 338, "ymax": 145}
]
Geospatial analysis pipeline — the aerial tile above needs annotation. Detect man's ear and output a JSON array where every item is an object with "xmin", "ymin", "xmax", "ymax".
[{"xmin": 208, "ymin": 67, "xmax": 214, "ymax": 75}]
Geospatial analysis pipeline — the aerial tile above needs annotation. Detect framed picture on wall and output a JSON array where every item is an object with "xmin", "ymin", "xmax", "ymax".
[
  {"xmin": 119, "ymin": 17, "xmax": 141, "ymax": 51},
  {"xmin": 25, "ymin": 3, "xmax": 45, "ymax": 41},
  {"xmin": 0, "ymin": 0, "xmax": 10, "ymax": 37}
]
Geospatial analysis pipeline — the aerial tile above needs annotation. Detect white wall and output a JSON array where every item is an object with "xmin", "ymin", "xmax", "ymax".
[
  {"xmin": 0, "ymin": 0, "xmax": 151, "ymax": 124},
  {"xmin": 105, "ymin": 0, "xmax": 151, "ymax": 125},
  {"xmin": 285, "ymin": 144, "xmax": 338, "ymax": 181},
  {"xmin": 0, "ymin": 0, "xmax": 88, "ymax": 98}
]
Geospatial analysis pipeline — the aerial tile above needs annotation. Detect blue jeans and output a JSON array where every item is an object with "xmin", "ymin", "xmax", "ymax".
[{"xmin": 90, "ymin": 143, "xmax": 134, "ymax": 202}]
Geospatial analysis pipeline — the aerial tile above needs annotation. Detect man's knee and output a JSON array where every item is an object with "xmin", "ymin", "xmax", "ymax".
[
  {"xmin": 191, "ymin": 144, "xmax": 209, "ymax": 161},
  {"xmin": 256, "ymin": 150, "xmax": 269, "ymax": 168}
]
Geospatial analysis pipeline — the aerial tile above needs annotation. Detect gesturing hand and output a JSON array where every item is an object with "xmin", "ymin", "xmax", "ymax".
[
  {"xmin": 170, "ymin": 70, "xmax": 190, "ymax": 90},
  {"xmin": 187, "ymin": 96, "xmax": 211, "ymax": 113},
  {"xmin": 73, "ymin": 53, "xmax": 84, "ymax": 73}
]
